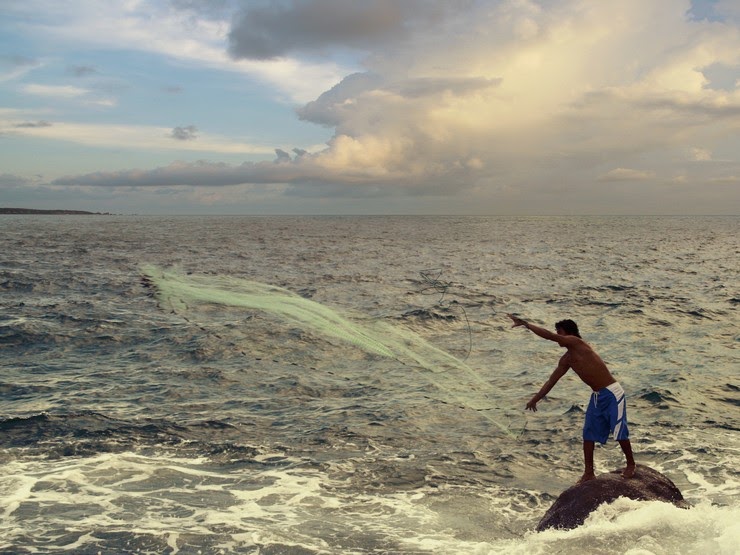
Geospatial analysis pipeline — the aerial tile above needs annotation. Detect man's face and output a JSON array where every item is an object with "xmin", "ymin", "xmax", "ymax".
[{"xmin": 556, "ymin": 327, "xmax": 567, "ymax": 336}]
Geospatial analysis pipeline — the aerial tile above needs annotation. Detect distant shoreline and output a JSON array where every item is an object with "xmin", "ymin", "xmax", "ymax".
[{"xmin": 0, "ymin": 208, "xmax": 111, "ymax": 215}]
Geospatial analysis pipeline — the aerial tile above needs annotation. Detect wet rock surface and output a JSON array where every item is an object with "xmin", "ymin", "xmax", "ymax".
[{"xmin": 537, "ymin": 464, "xmax": 689, "ymax": 531}]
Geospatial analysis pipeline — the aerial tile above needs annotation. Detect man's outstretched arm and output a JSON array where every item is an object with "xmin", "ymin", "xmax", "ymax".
[
  {"xmin": 526, "ymin": 360, "xmax": 569, "ymax": 411},
  {"xmin": 508, "ymin": 314, "xmax": 577, "ymax": 347}
]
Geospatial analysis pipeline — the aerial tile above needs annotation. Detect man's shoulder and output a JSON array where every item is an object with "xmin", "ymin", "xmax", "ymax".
[
  {"xmin": 562, "ymin": 337, "xmax": 595, "ymax": 358},
  {"xmin": 560, "ymin": 335, "xmax": 586, "ymax": 349}
]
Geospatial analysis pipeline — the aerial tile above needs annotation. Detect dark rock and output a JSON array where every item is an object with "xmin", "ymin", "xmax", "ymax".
[{"xmin": 536, "ymin": 464, "xmax": 689, "ymax": 531}]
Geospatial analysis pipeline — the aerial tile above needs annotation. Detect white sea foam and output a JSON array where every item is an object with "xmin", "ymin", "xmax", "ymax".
[
  {"xmin": 643, "ymin": 428, "xmax": 740, "ymax": 505},
  {"xmin": 0, "ymin": 450, "xmax": 470, "ymax": 553},
  {"xmin": 4, "ymin": 449, "xmax": 735, "ymax": 554},
  {"xmin": 407, "ymin": 499, "xmax": 740, "ymax": 555}
]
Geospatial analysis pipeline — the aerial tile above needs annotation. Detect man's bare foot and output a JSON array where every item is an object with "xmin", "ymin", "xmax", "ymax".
[
  {"xmin": 577, "ymin": 471, "xmax": 596, "ymax": 484},
  {"xmin": 622, "ymin": 464, "xmax": 636, "ymax": 479}
]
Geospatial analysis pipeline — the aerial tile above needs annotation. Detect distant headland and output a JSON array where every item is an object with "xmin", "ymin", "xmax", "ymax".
[{"xmin": 0, "ymin": 208, "xmax": 112, "ymax": 215}]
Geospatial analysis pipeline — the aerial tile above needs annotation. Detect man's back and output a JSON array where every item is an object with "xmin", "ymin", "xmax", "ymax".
[{"xmin": 564, "ymin": 338, "xmax": 616, "ymax": 391}]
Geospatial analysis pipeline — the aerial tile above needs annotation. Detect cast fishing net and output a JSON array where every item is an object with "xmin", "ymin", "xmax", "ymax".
[{"xmin": 141, "ymin": 266, "xmax": 514, "ymax": 435}]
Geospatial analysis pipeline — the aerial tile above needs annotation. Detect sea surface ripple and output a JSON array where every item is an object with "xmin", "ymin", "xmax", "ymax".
[{"xmin": 0, "ymin": 215, "xmax": 737, "ymax": 554}]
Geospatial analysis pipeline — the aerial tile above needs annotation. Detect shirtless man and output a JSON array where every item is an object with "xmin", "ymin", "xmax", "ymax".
[{"xmin": 508, "ymin": 314, "xmax": 636, "ymax": 482}]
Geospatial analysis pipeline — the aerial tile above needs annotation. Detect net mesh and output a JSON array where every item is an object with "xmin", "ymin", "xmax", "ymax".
[{"xmin": 141, "ymin": 266, "xmax": 514, "ymax": 435}]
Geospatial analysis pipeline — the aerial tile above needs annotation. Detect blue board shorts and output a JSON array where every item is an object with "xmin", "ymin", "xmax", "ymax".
[{"xmin": 583, "ymin": 382, "xmax": 629, "ymax": 444}]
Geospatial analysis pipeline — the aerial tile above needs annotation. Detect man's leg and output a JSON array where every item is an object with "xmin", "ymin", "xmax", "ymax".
[
  {"xmin": 619, "ymin": 440, "xmax": 636, "ymax": 478},
  {"xmin": 579, "ymin": 440, "xmax": 596, "ymax": 483}
]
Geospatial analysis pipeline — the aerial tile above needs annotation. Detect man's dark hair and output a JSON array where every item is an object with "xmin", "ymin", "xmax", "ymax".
[{"xmin": 555, "ymin": 319, "xmax": 581, "ymax": 338}]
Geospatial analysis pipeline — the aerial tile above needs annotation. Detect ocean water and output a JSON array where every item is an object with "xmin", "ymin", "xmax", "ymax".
[{"xmin": 0, "ymin": 215, "xmax": 737, "ymax": 555}]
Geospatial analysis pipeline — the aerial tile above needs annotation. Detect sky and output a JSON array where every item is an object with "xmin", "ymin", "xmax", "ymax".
[{"xmin": 1, "ymin": 0, "xmax": 739, "ymax": 215}]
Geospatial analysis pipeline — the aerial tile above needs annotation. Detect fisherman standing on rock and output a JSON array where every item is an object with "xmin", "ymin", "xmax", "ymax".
[{"xmin": 508, "ymin": 314, "xmax": 636, "ymax": 483}]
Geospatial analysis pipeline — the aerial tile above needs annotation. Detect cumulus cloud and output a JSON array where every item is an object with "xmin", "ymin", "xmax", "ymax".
[
  {"xmin": 228, "ymin": 0, "xmax": 739, "ymax": 203},
  {"xmin": 36, "ymin": 0, "xmax": 740, "ymax": 212}
]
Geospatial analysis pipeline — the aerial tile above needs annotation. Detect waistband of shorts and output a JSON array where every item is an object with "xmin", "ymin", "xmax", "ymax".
[
  {"xmin": 604, "ymin": 382, "xmax": 624, "ymax": 397},
  {"xmin": 591, "ymin": 382, "xmax": 624, "ymax": 396}
]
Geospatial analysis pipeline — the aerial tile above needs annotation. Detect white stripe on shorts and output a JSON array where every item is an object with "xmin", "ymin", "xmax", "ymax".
[{"xmin": 607, "ymin": 382, "xmax": 626, "ymax": 440}]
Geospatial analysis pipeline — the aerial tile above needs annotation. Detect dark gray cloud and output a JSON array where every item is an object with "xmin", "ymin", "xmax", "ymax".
[
  {"xmin": 638, "ymin": 96, "xmax": 740, "ymax": 119},
  {"xmin": 50, "ymin": 156, "xmax": 315, "ymax": 188},
  {"xmin": 0, "ymin": 173, "xmax": 35, "ymax": 188},
  {"xmin": 228, "ymin": 0, "xmax": 465, "ymax": 59},
  {"xmin": 48, "ymin": 141, "xmax": 484, "ymax": 194},
  {"xmin": 67, "ymin": 64, "xmax": 97, "ymax": 77},
  {"xmin": 170, "ymin": 125, "xmax": 198, "ymax": 140},
  {"xmin": 14, "ymin": 120, "xmax": 53, "ymax": 128},
  {"xmin": 49, "ymin": 144, "xmax": 417, "ymax": 189},
  {"xmin": 275, "ymin": 148, "xmax": 291, "ymax": 162},
  {"xmin": 1, "ymin": 55, "xmax": 38, "ymax": 67}
]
